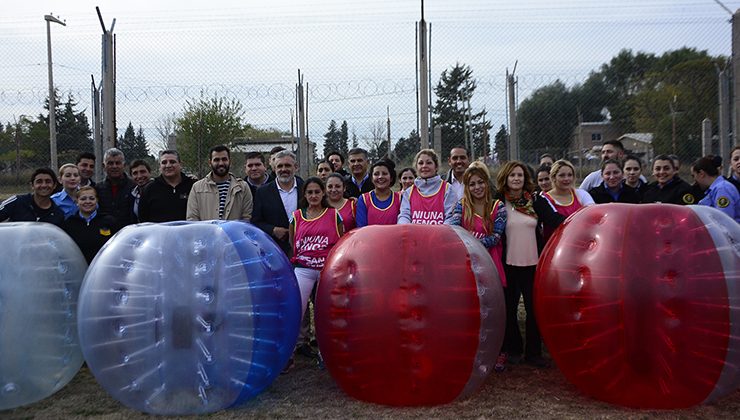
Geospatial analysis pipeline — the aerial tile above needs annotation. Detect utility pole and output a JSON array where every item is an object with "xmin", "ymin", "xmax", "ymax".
[
  {"xmin": 733, "ymin": 9, "xmax": 740, "ymax": 146},
  {"xmin": 417, "ymin": 0, "xmax": 430, "ymax": 149},
  {"xmin": 97, "ymin": 7, "xmax": 116, "ymax": 152},
  {"xmin": 718, "ymin": 63, "xmax": 731, "ymax": 159},
  {"xmin": 387, "ymin": 106, "xmax": 392, "ymax": 158},
  {"xmin": 670, "ymin": 95, "xmax": 679, "ymax": 155},
  {"xmin": 507, "ymin": 62, "xmax": 519, "ymax": 161},
  {"xmin": 296, "ymin": 70, "xmax": 309, "ymax": 179},
  {"xmin": 45, "ymin": 13, "xmax": 65, "ymax": 171}
]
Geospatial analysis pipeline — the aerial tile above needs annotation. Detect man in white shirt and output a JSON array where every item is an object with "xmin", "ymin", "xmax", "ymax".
[
  {"xmin": 251, "ymin": 150, "xmax": 304, "ymax": 256},
  {"xmin": 444, "ymin": 146, "xmax": 469, "ymax": 203}
]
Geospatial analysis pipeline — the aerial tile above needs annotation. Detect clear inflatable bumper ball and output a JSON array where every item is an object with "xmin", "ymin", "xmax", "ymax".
[
  {"xmin": 0, "ymin": 223, "xmax": 87, "ymax": 410},
  {"xmin": 316, "ymin": 224, "xmax": 505, "ymax": 406},
  {"xmin": 535, "ymin": 204, "xmax": 740, "ymax": 409},
  {"xmin": 77, "ymin": 221, "xmax": 301, "ymax": 415}
]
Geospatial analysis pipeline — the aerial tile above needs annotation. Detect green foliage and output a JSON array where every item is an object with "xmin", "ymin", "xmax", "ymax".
[
  {"xmin": 243, "ymin": 123, "xmax": 288, "ymax": 140},
  {"xmin": 517, "ymin": 47, "xmax": 723, "ymax": 163},
  {"xmin": 176, "ymin": 93, "xmax": 244, "ymax": 177},
  {"xmin": 493, "ymin": 125, "xmax": 508, "ymax": 163},
  {"xmin": 339, "ymin": 120, "xmax": 349, "ymax": 157},
  {"xmin": 118, "ymin": 122, "xmax": 150, "ymax": 162},
  {"xmin": 323, "ymin": 120, "xmax": 342, "ymax": 158},
  {"xmin": 432, "ymin": 63, "xmax": 491, "ymax": 159},
  {"xmin": 393, "ymin": 129, "xmax": 421, "ymax": 163},
  {"xmin": 518, "ymin": 80, "xmax": 577, "ymax": 160}
]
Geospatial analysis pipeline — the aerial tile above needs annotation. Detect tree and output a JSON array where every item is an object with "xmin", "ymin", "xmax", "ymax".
[
  {"xmin": 323, "ymin": 120, "xmax": 342, "ymax": 157},
  {"xmin": 154, "ymin": 113, "xmax": 177, "ymax": 152},
  {"xmin": 366, "ymin": 120, "xmax": 388, "ymax": 160},
  {"xmin": 393, "ymin": 129, "xmax": 421, "ymax": 164},
  {"xmin": 176, "ymin": 93, "xmax": 244, "ymax": 177},
  {"xmin": 118, "ymin": 122, "xmax": 150, "ymax": 161},
  {"xmin": 493, "ymin": 125, "xmax": 508, "ymax": 163},
  {"xmin": 339, "ymin": 120, "xmax": 349, "ymax": 157},
  {"xmin": 431, "ymin": 63, "xmax": 490, "ymax": 159},
  {"xmin": 517, "ymin": 80, "xmax": 578, "ymax": 160},
  {"xmin": 56, "ymin": 93, "xmax": 93, "ymax": 156},
  {"xmin": 351, "ymin": 128, "xmax": 359, "ymax": 148}
]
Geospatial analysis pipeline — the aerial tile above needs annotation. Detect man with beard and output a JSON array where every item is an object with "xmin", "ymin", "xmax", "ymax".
[
  {"xmin": 139, "ymin": 150, "xmax": 195, "ymax": 222},
  {"xmin": 186, "ymin": 145, "xmax": 253, "ymax": 221},
  {"xmin": 252, "ymin": 150, "xmax": 304, "ymax": 256}
]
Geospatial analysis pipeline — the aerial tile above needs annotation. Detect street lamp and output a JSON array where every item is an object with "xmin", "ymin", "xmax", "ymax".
[{"xmin": 45, "ymin": 13, "xmax": 65, "ymax": 171}]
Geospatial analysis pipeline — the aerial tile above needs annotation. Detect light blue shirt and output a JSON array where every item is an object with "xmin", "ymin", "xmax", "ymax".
[
  {"xmin": 51, "ymin": 190, "xmax": 78, "ymax": 219},
  {"xmin": 698, "ymin": 176, "xmax": 740, "ymax": 223}
]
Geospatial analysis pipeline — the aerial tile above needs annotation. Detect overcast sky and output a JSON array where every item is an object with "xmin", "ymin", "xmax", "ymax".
[{"xmin": 1, "ymin": 0, "xmax": 736, "ymax": 152}]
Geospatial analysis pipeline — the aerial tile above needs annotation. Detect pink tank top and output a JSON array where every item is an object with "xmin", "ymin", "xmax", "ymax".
[
  {"xmin": 461, "ymin": 200, "xmax": 507, "ymax": 287},
  {"xmin": 409, "ymin": 182, "xmax": 448, "ymax": 224},
  {"xmin": 363, "ymin": 191, "xmax": 401, "ymax": 225},
  {"xmin": 336, "ymin": 198, "xmax": 356, "ymax": 232},
  {"xmin": 291, "ymin": 208, "xmax": 341, "ymax": 269},
  {"xmin": 542, "ymin": 189, "xmax": 584, "ymax": 241}
]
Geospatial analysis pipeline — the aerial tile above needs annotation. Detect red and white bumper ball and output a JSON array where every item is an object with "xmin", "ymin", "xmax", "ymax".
[
  {"xmin": 315, "ymin": 224, "xmax": 505, "ymax": 406},
  {"xmin": 535, "ymin": 204, "xmax": 740, "ymax": 409}
]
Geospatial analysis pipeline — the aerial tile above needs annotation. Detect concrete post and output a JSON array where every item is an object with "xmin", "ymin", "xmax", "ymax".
[{"xmin": 702, "ymin": 118, "xmax": 713, "ymax": 156}]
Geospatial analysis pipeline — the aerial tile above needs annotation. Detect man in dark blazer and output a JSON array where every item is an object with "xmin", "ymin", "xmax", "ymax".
[{"xmin": 252, "ymin": 150, "xmax": 304, "ymax": 256}]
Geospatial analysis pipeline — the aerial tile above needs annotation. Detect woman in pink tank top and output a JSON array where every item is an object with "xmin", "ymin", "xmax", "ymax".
[
  {"xmin": 540, "ymin": 159, "xmax": 594, "ymax": 241},
  {"xmin": 356, "ymin": 159, "xmax": 401, "ymax": 227},
  {"xmin": 398, "ymin": 149, "xmax": 456, "ymax": 225},
  {"xmin": 289, "ymin": 177, "xmax": 344, "ymax": 363},
  {"xmin": 326, "ymin": 173, "xmax": 356, "ymax": 232}
]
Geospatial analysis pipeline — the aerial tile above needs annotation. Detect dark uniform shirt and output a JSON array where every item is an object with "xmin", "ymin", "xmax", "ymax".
[
  {"xmin": 63, "ymin": 212, "xmax": 116, "ymax": 263},
  {"xmin": 0, "ymin": 193, "xmax": 65, "ymax": 226},
  {"xmin": 641, "ymin": 176, "xmax": 697, "ymax": 205},
  {"xmin": 588, "ymin": 183, "xmax": 641, "ymax": 204}
]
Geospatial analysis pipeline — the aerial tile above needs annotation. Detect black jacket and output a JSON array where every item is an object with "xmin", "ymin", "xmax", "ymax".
[
  {"xmin": 345, "ymin": 174, "xmax": 374, "ymax": 198},
  {"xmin": 138, "ymin": 173, "xmax": 195, "ymax": 222},
  {"xmin": 0, "ymin": 193, "xmax": 64, "ymax": 226},
  {"xmin": 252, "ymin": 178, "xmax": 304, "ymax": 256},
  {"xmin": 588, "ymin": 184, "xmax": 641, "ymax": 204},
  {"xmin": 96, "ymin": 176, "xmax": 136, "ymax": 231},
  {"xmin": 641, "ymin": 176, "xmax": 697, "ymax": 205},
  {"xmin": 63, "ymin": 213, "xmax": 116, "ymax": 263}
]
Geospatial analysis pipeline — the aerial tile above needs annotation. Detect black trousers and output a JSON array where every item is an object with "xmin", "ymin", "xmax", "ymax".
[{"xmin": 502, "ymin": 264, "xmax": 542, "ymax": 359}]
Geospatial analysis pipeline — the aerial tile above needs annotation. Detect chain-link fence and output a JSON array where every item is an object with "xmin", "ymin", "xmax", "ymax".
[{"xmin": 0, "ymin": 1, "xmax": 734, "ymax": 192}]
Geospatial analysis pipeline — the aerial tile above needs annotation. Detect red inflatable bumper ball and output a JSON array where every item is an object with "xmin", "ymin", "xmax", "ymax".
[
  {"xmin": 316, "ymin": 224, "xmax": 505, "ymax": 406},
  {"xmin": 535, "ymin": 204, "xmax": 740, "ymax": 409}
]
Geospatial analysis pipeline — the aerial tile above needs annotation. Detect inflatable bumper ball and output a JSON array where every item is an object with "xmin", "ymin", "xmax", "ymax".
[
  {"xmin": 316, "ymin": 224, "xmax": 505, "ymax": 406},
  {"xmin": 535, "ymin": 204, "xmax": 740, "ymax": 409},
  {"xmin": 77, "ymin": 221, "xmax": 301, "ymax": 415},
  {"xmin": 0, "ymin": 223, "xmax": 87, "ymax": 410}
]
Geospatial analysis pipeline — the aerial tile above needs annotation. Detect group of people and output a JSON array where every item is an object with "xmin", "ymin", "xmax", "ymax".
[{"xmin": 2, "ymin": 141, "xmax": 739, "ymax": 374}]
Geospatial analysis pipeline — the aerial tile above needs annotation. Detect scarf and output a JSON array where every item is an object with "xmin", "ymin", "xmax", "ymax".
[{"xmin": 506, "ymin": 191, "xmax": 537, "ymax": 218}]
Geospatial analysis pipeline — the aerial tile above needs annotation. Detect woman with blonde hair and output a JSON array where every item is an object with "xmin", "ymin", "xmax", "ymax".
[
  {"xmin": 539, "ymin": 159, "xmax": 594, "ymax": 241},
  {"xmin": 447, "ymin": 161, "xmax": 508, "ymax": 371},
  {"xmin": 51, "ymin": 163, "xmax": 81, "ymax": 219},
  {"xmin": 398, "ymin": 149, "xmax": 457, "ymax": 224}
]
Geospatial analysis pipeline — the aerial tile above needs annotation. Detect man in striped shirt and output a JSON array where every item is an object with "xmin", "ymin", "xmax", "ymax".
[{"xmin": 186, "ymin": 145, "xmax": 253, "ymax": 221}]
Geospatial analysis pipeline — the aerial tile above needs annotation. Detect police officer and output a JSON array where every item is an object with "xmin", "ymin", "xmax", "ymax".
[
  {"xmin": 692, "ymin": 155, "xmax": 740, "ymax": 223},
  {"xmin": 641, "ymin": 154, "xmax": 698, "ymax": 205}
]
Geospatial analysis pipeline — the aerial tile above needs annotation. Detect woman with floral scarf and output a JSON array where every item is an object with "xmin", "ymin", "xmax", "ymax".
[{"xmin": 494, "ymin": 161, "xmax": 558, "ymax": 370}]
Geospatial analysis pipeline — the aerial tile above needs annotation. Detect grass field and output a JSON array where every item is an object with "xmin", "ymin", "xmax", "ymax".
[{"xmin": 5, "ymin": 356, "xmax": 740, "ymax": 419}]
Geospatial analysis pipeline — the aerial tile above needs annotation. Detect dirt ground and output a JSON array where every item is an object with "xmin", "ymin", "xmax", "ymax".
[{"xmin": 5, "ymin": 356, "xmax": 740, "ymax": 419}]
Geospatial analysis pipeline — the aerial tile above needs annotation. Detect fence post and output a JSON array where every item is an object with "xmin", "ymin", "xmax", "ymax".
[{"xmin": 702, "ymin": 118, "xmax": 713, "ymax": 156}]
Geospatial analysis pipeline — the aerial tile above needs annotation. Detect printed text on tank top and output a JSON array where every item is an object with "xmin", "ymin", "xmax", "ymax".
[{"xmin": 410, "ymin": 183, "xmax": 447, "ymax": 225}]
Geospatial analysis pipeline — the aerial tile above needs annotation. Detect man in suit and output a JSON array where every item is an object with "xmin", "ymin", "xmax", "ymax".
[{"xmin": 252, "ymin": 150, "xmax": 303, "ymax": 256}]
